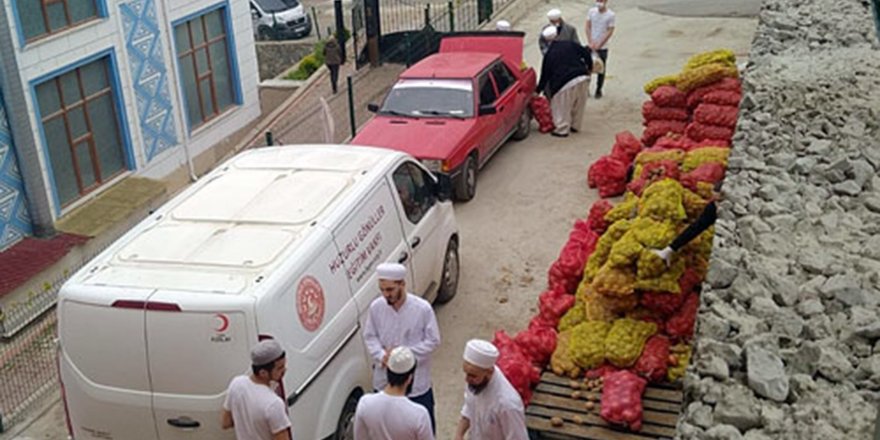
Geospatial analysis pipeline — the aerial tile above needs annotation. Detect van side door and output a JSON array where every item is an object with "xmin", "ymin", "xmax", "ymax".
[{"xmin": 389, "ymin": 161, "xmax": 445, "ymax": 302}]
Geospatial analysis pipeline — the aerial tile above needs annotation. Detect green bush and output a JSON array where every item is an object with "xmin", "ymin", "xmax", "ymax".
[{"xmin": 313, "ymin": 40, "xmax": 326, "ymax": 65}]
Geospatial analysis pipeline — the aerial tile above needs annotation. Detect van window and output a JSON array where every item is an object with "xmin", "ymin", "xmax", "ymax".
[
  {"xmin": 478, "ymin": 73, "xmax": 497, "ymax": 105},
  {"xmin": 392, "ymin": 162, "xmax": 435, "ymax": 224},
  {"xmin": 253, "ymin": 0, "xmax": 300, "ymax": 13},
  {"xmin": 491, "ymin": 62, "xmax": 516, "ymax": 95}
]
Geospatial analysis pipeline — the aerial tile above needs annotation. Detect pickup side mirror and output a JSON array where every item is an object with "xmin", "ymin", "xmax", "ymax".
[
  {"xmin": 367, "ymin": 103, "xmax": 380, "ymax": 113},
  {"xmin": 478, "ymin": 104, "xmax": 496, "ymax": 116},
  {"xmin": 433, "ymin": 173, "xmax": 453, "ymax": 201}
]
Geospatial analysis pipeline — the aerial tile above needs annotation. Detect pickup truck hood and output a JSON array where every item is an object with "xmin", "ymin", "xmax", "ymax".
[{"xmin": 352, "ymin": 116, "xmax": 475, "ymax": 160}]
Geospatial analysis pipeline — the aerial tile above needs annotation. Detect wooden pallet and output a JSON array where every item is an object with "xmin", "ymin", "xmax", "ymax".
[{"xmin": 526, "ymin": 372, "xmax": 683, "ymax": 440}]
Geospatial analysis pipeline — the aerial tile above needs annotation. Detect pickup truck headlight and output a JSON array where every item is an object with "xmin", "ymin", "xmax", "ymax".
[{"xmin": 420, "ymin": 159, "xmax": 444, "ymax": 173}]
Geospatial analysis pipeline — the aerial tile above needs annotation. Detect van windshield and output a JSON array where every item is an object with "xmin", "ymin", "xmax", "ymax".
[{"xmin": 255, "ymin": 0, "xmax": 300, "ymax": 13}]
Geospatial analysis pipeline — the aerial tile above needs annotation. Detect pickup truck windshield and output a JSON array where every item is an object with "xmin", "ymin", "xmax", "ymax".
[
  {"xmin": 255, "ymin": 0, "xmax": 300, "ymax": 13},
  {"xmin": 381, "ymin": 79, "xmax": 474, "ymax": 118}
]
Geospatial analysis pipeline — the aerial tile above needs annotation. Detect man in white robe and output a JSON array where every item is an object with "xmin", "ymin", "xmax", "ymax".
[
  {"xmin": 354, "ymin": 347, "xmax": 434, "ymax": 440},
  {"xmin": 363, "ymin": 263, "xmax": 441, "ymax": 433},
  {"xmin": 454, "ymin": 339, "xmax": 529, "ymax": 440}
]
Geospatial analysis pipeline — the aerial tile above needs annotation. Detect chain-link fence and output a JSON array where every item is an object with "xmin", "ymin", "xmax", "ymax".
[{"xmin": 0, "ymin": 309, "xmax": 58, "ymax": 433}]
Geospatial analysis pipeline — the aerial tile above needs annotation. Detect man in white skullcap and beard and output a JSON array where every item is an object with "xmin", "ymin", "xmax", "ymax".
[
  {"xmin": 363, "ymin": 263, "xmax": 441, "ymax": 433},
  {"xmin": 539, "ymin": 8, "xmax": 580, "ymax": 55},
  {"xmin": 495, "ymin": 20, "xmax": 511, "ymax": 31},
  {"xmin": 354, "ymin": 347, "xmax": 434, "ymax": 439},
  {"xmin": 454, "ymin": 339, "xmax": 528, "ymax": 440},
  {"xmin": 537, "ymin": 25, "xmax": 592, "ymax": 137}
]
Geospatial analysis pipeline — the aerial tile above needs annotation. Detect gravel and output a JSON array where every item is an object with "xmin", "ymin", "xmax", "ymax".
[{"xmin": 677, "ymin": 0, "xmax": 880, "ymax": 437}]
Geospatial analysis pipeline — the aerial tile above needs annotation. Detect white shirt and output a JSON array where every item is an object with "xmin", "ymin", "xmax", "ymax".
[
  {"xmin": 587, "ymin": 7, "xmax": 616, "ymax": 49},
  {"xmin": 223, "ymin": 375, "xmax": 292, "ymax": 440},
  {"xmin": 354, "ymin": 391, "xmax": 434, "ymax": 440},
  {"xmin": 363, "ymin": 293, "xmax": 441, "ymax": 396},
  {"xmin": 460, "ymin": 367, "xmax": 528, "ymax": 440}
]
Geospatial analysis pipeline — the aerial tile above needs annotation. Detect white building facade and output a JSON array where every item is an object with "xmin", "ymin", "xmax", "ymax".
[{"xmin": 0, "ymin": 0, "xmax": 260, "ymax": 250}]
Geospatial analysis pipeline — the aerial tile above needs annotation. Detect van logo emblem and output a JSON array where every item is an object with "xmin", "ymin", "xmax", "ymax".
[
  {"xmin": 297, "ymin": 276, "xmax": 325, "ymax": 332},
  {"xmin": 215, "ymin": 314, "xmax": 230, "ymax": 332}
]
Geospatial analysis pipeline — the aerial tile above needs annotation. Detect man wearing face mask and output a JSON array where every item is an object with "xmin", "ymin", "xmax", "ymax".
[
  {"xmin": 354, "ymin": 347, "xmax": 434, "ymax": 439},
  {"xmin": 586, "ymin": 0, "xmax": 615, "ymax": 98},
  {"xmin": 539, "ymin": 9, "xmax": 580, "ymax": 55},
  {"xmin": 363, "ymin": 263, "xmax": 441, "ymax": 434},
  {"xmin": 454, "ymin": 339, "xmax": 528, "ymax": 440}
]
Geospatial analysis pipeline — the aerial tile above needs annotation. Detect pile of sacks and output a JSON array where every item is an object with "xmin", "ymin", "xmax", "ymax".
[{"xmin": 588, "ymin": 49, "xmax": 742, "ymax": 198}]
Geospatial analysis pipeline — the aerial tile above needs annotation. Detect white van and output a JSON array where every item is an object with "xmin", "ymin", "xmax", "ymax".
[
  {"xmin": 250, "ymin": 0, "xmax": 312, "ymax": 40},
  {"xmin": 57, "ymin": 145, "xmax": 460, "ymax": 440}
]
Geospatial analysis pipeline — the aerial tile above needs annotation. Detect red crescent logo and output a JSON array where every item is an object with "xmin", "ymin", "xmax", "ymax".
[{"xmin": 215, "ymin": 313, "xmax": 230, "ymax": 332}]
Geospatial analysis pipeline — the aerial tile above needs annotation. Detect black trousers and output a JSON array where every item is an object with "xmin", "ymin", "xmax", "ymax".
[
  {"xmin": 595, "ymin": 49, "xmax": 609, "ymax": 93},
  {"xmin": 328, "ymin": 64, "xmax": 340, "ymax": 93},
  {"xmin": 409, "ymin": 388, "xmax": 436, "ymax": 435}
]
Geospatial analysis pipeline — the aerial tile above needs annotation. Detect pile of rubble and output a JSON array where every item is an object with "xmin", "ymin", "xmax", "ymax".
[{"xmin": 679, "ymin": 0, "xmax": 880, "ymax": 439}]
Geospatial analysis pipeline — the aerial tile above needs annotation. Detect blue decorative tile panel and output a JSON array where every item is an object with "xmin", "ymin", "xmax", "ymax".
[
  {"xmin": 0, "ymin": 89, "xmax": 34, "ymax": 251},
  {"xmin": 121, "ymin": 0, "xmax": 178, "ymax": 163}
]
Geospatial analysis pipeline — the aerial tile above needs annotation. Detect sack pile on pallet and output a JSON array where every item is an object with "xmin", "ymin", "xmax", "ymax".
[{"xmin": 489, "ymin": 49, "xmax": 743, "ymax": 432}]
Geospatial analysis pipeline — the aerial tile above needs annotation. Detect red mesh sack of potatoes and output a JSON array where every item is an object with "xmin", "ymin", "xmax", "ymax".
[
  {"xmin": 600, "ymin": 370, "xmax": 648, "ymax": 431},
  {"xmin": 538, "ymin": 287, "xmax": 577, "ymax": 321},
  {"xmin": 585, "ymin": 363, "xmax": 620, "ymax": 379},
  {"xmin": 529, "ymin": 95, "xmax": 555, "ymax": 133},
  {"xmin": 642, "ymin": 101, "xmax": 689, "ymax": 122},
  {"xmin": 665, "ymin": 291, "xmax": 700, "ymax": 341},
  {"xmin": 642, "ymin": 120, "xmax": 688, "ymax": 147},
  {"xmin": 588, "ymin": 200, "xmax": 614, "ymax": 234},
  {"xmin": 702, "ymin": 90, "xmax": 742, "ymax": 107},
  {"xmin": 650, "ymin": 85, "xmax": 687, "ymax": 108},
  {"xmin": 588, "ymin": 156, "xmax": 629, "ymax": 196},
  {"xmin": 686, "ymin": 77, "xmax": 742, "ymax": 109},
  {"xmin": 639, "ymin": 290, "xmax": 688, "ymax": 318},
  {"xmin": 515, "ymin": 325, "xmax": 558, "ymax": 367},
  {"xmin": 611, "ymin": 131, "xmax": 643, "ymax": 164},
  {"xmin": 694, "ymin": 103, "xmax": 739, "ymax": 128},
  {"xmin": 493, "ymin": 331, "xmax": 540, "ymax": 404},
  {"xmin": 634, "ymin": 335, "xmax": 671, "ymax": 383},
  {"xmin": 685, "ymin": 122, "xmax": 734, "ymax": 143},
  {"xmin": 690, "ymin": 138, "xmax": 731, "ymax": 149},
  {"xmin": 680, "ymin": 163, "xmax": 727, "ymax": 191},
  {"xmin": 529, "ymin": 311, "xmax": 558, "ymax": 330},
  {"xmin": 653, "ymin": 135, "xmax": 692, "ymax": 151},
  {"xmin": 548, "ymin": 223, "xmax": 599, "ymax": 294},
  {"xmin": 678, "ymin": 267, "xmax": 703, "ymax": 296}
]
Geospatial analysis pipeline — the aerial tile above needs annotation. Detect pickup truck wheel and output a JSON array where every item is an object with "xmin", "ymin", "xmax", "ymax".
[
  {"xmin": 512, "ymin": 107, "xmax": 531, "ymax": 140},
  {"xmin": 454, "ymin": 155, "xmax": 477, "ymax": 201},
  {"xmin": 332, "ymin": 392, "xmax": 361, "ymax": 440},
  {"xmin": 434, "ymin": 238, "xmax": 459, "ymax": 304}
]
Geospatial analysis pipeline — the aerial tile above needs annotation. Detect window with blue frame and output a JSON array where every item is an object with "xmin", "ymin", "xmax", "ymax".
[
  {"xmin": 17, "ymin": 0, "xmax": 100, "ymax": 42},
  {"xmin": 35, "ymin": 56, "xmax": 126, "ymax": 206},
  {"xmin": 174, "ymin": 7, "xmax": 236, "ymax": 128}
]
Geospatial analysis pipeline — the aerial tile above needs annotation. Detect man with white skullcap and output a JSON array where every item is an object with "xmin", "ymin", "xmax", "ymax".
[
  {"xmin": 354, "ymin": 347, "xmax": 434, "ymax": 440},
  {"xmin": 537, "ymin": 23, "xmax": 592, "ymax": 137},
  {"xmin": 454, "ymin": 340, "xmax": 528, "ymax": 440},
  {"xmin": 539, "ymin": 8, "xmax": 579, "ymax": 55},
  {"xmin": 363, "ymin": 262, "xmax": 441, "ymax": 433},
  {"xmin": 495, "ymin": 20, "xmax": 511, "ymax": 31},
  {"xmin": 222, "ymin": 339, "xmax": 292, "ymax": 440}
]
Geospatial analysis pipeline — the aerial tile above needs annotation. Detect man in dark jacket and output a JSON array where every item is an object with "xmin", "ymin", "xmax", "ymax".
[
  {"xmin": 536, "ymin": 26, "xmax": 592, "ymax": 137},
  {"xmin": 323, "ymin": 38, "xmax": 343, "ymax": 94}
]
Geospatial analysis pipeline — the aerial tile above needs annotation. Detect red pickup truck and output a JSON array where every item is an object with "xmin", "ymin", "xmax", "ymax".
[{"xmin": 352, "ymin": 32, "xmax": 537, "ymax": 200}]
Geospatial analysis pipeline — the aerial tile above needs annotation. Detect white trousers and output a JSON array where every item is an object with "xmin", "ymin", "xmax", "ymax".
[{"xmin": 550, "ymin": 76, "xmax": 590, "ymax": 135}]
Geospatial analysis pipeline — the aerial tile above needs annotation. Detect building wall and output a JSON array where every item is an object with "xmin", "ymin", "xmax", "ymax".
[
  {"xmin": 1, "ymin": 0, "xmax": 260, "ymax": 219},
  {"xmin": 0, "ymin": 87, "xmax": 33, "ymax": 251}
]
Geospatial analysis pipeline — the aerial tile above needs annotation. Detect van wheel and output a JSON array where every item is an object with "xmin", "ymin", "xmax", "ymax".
[
  {"xmin": 454, "ymin": 154, "xmax": 477, "ymax": 201},
  {"xmin": 333, "ymin": 392, "xmax": 360, "ymax": 440},
  {"xmin": 512, "ymin": 107, "xmax": 531, "ymax": 140},
  {"xmin": 258, "ymin": 26, "xmax": 275, "ymax": 41},
  {"xmin": 435, "ymin": 238, "xmax": 459, "ymax": 304}
]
